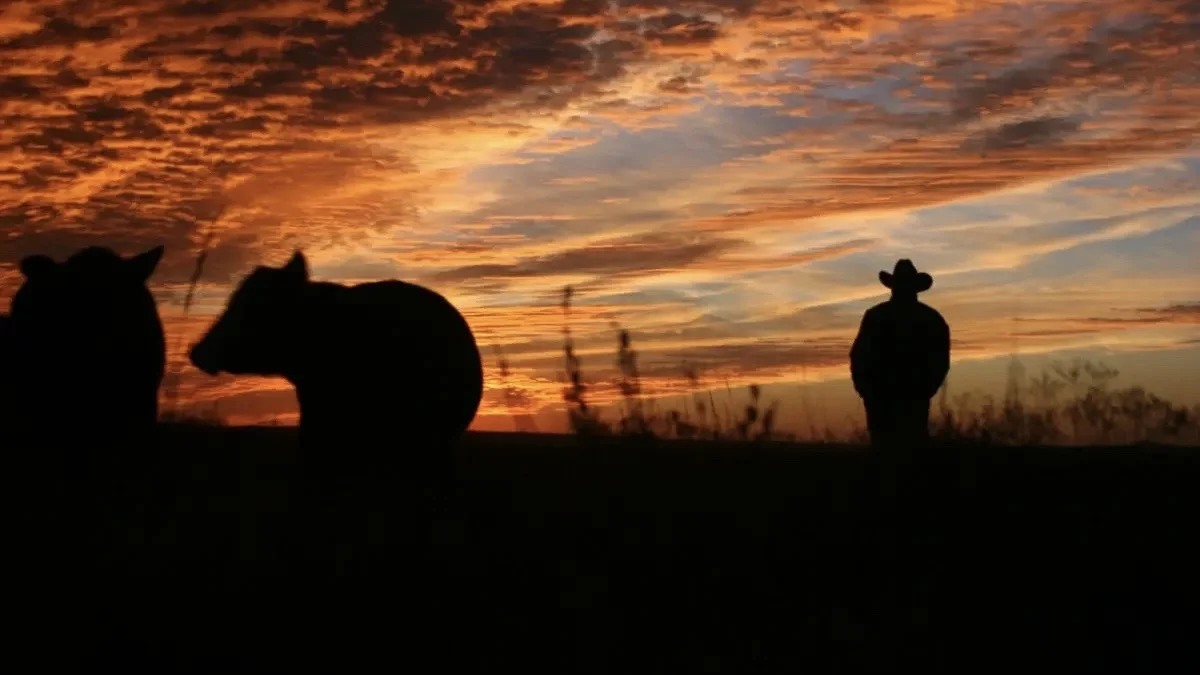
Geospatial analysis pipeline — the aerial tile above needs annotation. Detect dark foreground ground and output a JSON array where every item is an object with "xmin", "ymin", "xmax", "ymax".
[{"xmin": 7, "ymin": 427, "xmax": 1200, "ymax": 674}]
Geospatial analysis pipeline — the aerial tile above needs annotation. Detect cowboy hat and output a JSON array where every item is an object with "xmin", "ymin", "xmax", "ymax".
[{"xmin": 879, "ymin": 259, "xmax": 933, "ymax": 293}]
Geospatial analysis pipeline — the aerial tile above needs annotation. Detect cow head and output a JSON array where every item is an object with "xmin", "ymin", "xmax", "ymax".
[
  {"xmin": 13, "ymin": 245, "xmax": 164, "ymax": 336},
  {"xmin": 190, "ymin": 251, "xmax": 309, "ymax": 377}
]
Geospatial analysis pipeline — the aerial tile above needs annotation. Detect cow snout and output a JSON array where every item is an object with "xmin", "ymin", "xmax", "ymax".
[{"xmin": 189, "ymin": 341, "xmax": 220, "ymax": 376}]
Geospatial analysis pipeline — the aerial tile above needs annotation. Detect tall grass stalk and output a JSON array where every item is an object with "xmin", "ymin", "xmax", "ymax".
[{"xmin": 162, "ymin": 210, "xmax": 219, "ymax": 421}]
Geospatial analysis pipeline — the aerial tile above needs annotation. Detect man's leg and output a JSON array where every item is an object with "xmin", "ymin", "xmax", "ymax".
[
  {"xmin": 915, "ymin": 398, "xmax": 932, "ymax": 445},
  {"xmin": 864, "ymin": 400, "xmax": 881, "ymax": 446},
  {"xmin": 892, "ymin": 397, "xmax": 931, "ymax": 502},
  {"xmin": 892, "ymin": 397, "xmax": 931, "ymax": 448},
  {"xmin": 865, "ymin": 399, "xmax": 900, "ymax": 449}
]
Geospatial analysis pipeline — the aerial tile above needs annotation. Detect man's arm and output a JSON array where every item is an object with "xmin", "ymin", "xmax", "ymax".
[
  {"xmin": 928, "ymin": 313, "xmax": 951, "ymax": 398},
  {"xmin": 849, "ymin": 311, "xmax": 874, "ymax": 399}
]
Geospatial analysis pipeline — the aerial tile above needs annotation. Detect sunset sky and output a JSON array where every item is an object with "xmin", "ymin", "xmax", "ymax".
[{"xmin": 1, "ymin": 0, "xmax": 1198, "ymax": 433}]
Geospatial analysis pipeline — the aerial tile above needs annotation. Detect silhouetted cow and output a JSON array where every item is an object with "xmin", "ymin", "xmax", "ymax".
[
  {"xmin": 5, "ymin": 246, "xmax": 166, "ymax": 448},
  {"xmin": 850, "ymin": 259, "xmax": 951, "ymax": 449},
  {"xmin": 189, "ymin": 251, "xmax": 484, "ymax": 469}
]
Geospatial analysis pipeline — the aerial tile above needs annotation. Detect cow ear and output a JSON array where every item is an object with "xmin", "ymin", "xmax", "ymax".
[
  {"xmin": 20, "ymin": 254, "xmax": 56, "ymax": 280},
  {"xmin": 126, "ymin": 245, "xmax": 165, "ymax": 283},
  {"xmin": 282, "ymin": 250, "xmax": 309, "ymax": 283}
]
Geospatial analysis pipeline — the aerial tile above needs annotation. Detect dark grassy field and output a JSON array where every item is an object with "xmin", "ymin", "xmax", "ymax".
[{"xmin": 8, "ymin": 427, "xmax": 1200, "ymax": 674}]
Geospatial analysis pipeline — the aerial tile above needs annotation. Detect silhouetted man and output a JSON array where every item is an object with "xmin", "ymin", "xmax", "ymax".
[{"xmin": 850, "ymin": 259, "xmax": 950, "ymax": 448}]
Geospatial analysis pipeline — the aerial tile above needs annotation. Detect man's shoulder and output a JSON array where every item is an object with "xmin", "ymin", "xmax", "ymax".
[
  {"xmin": 855, "ymin": 303, "xmax": 887, "ymax": 332},
  {"xmin": 863, "ymin": 301, "xmax": 891, "ymax": 317},
  {"xmin": 917, "ymin": 301, "xmax": 949, "ymax": 325}
]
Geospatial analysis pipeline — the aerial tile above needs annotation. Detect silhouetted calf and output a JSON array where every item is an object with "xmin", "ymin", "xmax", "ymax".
[
  {"xmin": 850, "ymin": 259, "xmax": 950, "ymax": 449},
  {"xmin": 189, "ymin": 251, "xmax": 484, "ymax": 468},
  {"xmin": 6, "ymin": 246, "xmax": 166, "ymax": 448}
]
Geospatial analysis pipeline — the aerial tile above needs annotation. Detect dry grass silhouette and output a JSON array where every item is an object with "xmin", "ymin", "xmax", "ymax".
[
  {"xmin": 559, "ymin": 285, "xmax": 807, "ymax": 444},
  {"xmin": 925, "ymin": 357, "xmax": 1200, "ymax": 446},
  {"xmin": 162, "ymin": 207, "xmax": 221, "ymax": 424}
]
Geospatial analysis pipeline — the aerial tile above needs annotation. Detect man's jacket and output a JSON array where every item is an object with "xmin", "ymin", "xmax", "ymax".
[{"xmin": 850, "ymin": 300, "xmax": 951, "ymax": 403}]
